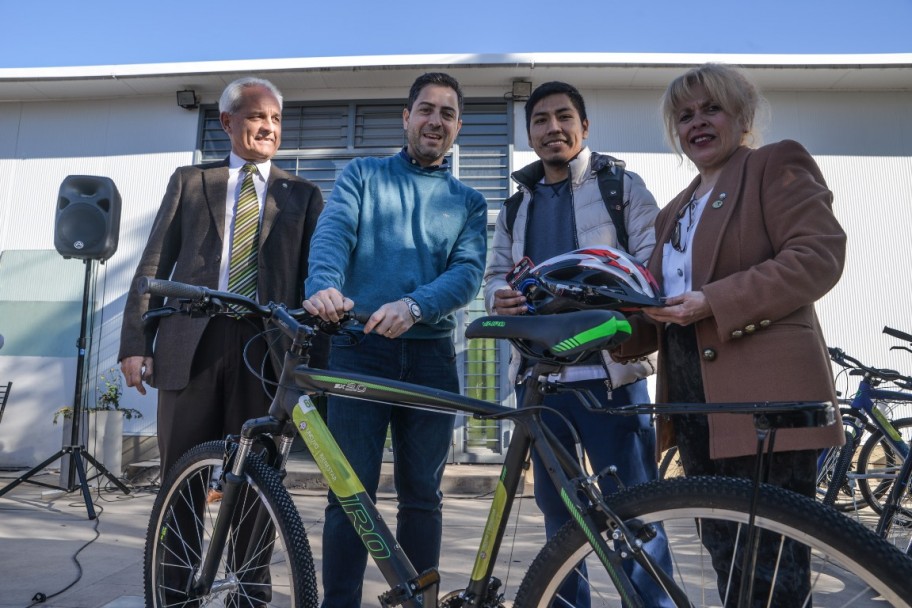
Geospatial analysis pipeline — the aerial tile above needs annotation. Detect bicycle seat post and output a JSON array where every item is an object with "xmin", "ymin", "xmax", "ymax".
[{"xmin": 737, "ymin": 418, "xmax": 781, "ymax": 606}]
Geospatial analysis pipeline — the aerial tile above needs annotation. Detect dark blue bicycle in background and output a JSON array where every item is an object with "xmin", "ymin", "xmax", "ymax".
[{"xmin": 824, "ymin": 327, "xmax": 912, "ymax": 551}]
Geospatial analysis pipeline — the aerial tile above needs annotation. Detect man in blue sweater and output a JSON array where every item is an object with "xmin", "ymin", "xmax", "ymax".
[{"xmin": 304, "ymin": 72, "xmax": 488, "ymax": 607}]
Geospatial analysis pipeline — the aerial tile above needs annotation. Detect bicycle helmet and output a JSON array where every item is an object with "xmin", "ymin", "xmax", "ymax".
[{"xmin": 518, "ymin": 246, "xmax": 663, "ymax": 314}]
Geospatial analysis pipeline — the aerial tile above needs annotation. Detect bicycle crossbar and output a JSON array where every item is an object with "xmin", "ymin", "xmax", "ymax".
[{"xmin": 293, "ymin": 367, "xmax": 509, "ymax": 418}]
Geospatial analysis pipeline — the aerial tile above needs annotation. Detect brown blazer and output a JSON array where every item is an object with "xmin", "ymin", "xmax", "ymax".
[
  {"xmin": 620, "ymin": 140, "xmax": 847, "ymax": 459},
  {"xmin": 118, "ymin": 159, "xmax": 324, "ymax": 391}
]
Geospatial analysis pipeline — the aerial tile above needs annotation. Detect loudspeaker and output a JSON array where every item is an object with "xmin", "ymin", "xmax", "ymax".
[{"xmin": 54, "ymin": 175, "xmax": 121, "ymax": 260}]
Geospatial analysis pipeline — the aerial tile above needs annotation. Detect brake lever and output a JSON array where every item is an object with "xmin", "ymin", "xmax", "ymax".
[
  {"xmin": 142, "ymin": 307, "xmax": 180, "ymax": 321},
  {"xmin": 890, "ymin": 346, "xmax": 912, "ymax": 356}
]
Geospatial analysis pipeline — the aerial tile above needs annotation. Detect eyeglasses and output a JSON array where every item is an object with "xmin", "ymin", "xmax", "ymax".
[{"xmin": 670, "ymin": 197, "xmax": 697, "ymax": 253}]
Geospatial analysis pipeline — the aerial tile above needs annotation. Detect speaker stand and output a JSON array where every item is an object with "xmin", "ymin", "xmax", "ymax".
[{"xmin": 0, "ymin": 259, "xmax": 130, "ymax": 519}]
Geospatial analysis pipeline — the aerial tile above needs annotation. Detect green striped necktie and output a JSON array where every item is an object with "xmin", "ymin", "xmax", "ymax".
[{"xmin": 227, "ymin": 163, "xmax": 260, "ymax": 299}]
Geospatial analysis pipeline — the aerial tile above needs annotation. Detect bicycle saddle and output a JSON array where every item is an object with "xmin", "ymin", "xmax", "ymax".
[{"xmin": 466, "ymin": 310, "xmax": 631, "ymax": 362}]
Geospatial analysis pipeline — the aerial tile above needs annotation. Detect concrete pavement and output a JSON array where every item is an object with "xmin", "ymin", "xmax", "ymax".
[
  {"xmin": 0, "ymin": 456, "xmax": 544, "ymax": 608},
  {"xmin": 1, "ymin": 456, "xmax": 898, "ymax": 607}
]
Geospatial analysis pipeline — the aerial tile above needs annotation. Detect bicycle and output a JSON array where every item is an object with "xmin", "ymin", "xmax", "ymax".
[
  {"xmin": 826, "ymin": 331, "xmax": 912, "ymax": 515},
  {"xmin": 834, "ymin": 327, "xmax": 912, "ymax": 555},
  {"xmin": 140, "ymin": 277, "xmax": 912, "ymax": 608}
]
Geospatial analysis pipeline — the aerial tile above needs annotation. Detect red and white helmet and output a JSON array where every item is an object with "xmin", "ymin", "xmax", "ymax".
[{"xmin": 518, "ymin": 246, "xmax": 663, "ymax": 314}]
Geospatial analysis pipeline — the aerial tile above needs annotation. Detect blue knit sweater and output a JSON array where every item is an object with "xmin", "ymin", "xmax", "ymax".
[{"xmin": 305, "ymin": 152, "xmax": 488, "ymax": 339}]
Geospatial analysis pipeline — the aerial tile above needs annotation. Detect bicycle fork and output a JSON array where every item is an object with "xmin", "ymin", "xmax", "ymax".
[{"xmin": 191, "ymin": 417, "xmax": 293, "ymax": 597}]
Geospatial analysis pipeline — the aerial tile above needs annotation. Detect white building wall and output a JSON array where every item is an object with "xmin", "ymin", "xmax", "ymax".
[{"xmin": 0, "ymin": 96, "xmax": 197, "ymax": 465}]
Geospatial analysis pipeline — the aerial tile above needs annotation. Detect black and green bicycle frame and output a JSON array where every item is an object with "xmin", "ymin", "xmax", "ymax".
[{"xmin": 286, "ymin": 352, "xmax": 649, "ymax": 606}]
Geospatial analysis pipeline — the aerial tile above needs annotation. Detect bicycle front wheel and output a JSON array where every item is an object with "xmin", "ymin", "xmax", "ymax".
[
  {"xmin": 514, "ymin": 476, "xmax": 912, "ymax": 607},
  {"xmin": 144, "ymin": 441, "xmax": 318, "ymax": 608}
]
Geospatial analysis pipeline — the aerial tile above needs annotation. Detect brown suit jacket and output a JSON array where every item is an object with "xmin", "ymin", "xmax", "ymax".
[
  {"xmin": 620, "ymin": 140, "xmax": 847, "ymax": 459},
  {"xmin": 118, "ymin": 159, "xmax": 324, "ymax": 391}
]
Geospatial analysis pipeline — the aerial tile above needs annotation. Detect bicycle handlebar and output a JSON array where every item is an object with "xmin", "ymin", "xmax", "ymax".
[
  {"xmin": 883, "ymin": 325, "xmax": 912, "ymax": 344},
  {"xmin": 139, "ymin": 276, "xmax": 209, "ymax": 301},
  {"xmin": 828, "ymin": 346, "xmax": 912, "ymax": 389},
  {"xmin": 138, "ymin": 276, "xmax": 369, "ymax": 330}
]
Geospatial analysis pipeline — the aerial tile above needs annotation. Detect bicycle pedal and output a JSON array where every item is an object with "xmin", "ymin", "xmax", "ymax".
[{"xmin": 379, "ymin": 568, "xmax": 440, "ymax": 607}]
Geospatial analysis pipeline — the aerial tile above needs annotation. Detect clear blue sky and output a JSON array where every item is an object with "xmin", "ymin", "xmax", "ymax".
[{"xmin": 3, "ymin": 0, "xmax": 911, "ymax": 68}]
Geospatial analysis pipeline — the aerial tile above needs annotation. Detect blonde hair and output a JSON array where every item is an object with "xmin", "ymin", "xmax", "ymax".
[{"xmin": 660, "ymin": 63, "xmax": 768, "ymax": 157}]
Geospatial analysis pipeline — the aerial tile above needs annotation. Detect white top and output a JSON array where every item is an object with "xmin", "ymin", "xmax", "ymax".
[{"xmin": 661, "ymin": 189, "xmax": 711, "ymax": 297}]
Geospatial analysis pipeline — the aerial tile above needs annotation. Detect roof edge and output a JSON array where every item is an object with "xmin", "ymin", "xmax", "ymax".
[{"xmin": 3, "ymin": 52, "xmax": 912, "ymax": 81}]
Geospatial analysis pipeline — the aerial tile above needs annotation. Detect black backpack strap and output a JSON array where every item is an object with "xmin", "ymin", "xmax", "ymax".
[
  {"xmin": 503, "ymin": 189, "xmax": 524, "ymax": 234},
  {"xmin": 596, "ymin": 163, "xmax": 628, "ymax": 252}
]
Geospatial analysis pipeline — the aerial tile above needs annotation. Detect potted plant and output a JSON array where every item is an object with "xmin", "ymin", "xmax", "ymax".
[{"xmin": 54, "ymin": 368, "xmax": 142, "ymax": 480}]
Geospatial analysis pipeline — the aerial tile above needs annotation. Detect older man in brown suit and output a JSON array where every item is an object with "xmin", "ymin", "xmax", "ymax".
[{"xmin": 119, "ymin": 77, "xmax": 324, "ymax": 478}]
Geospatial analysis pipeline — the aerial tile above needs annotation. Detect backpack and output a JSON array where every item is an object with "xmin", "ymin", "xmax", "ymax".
[{"xmin": 503, "ymin": 162, "xmax": 629, "ymax": 252}]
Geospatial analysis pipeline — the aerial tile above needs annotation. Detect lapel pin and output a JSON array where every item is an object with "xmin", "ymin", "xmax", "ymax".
[
  {"xmin": 282, "ymin": 183, "xmax": 288, "ymax": 189},
  {"xmin": 712, "ymin": 193, "xmax": 727, "ymax": 209}
]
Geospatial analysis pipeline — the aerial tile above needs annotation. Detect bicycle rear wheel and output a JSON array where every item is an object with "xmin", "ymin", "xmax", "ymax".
[
  {"xmin": 144, "ymin": 441, "xmax": 318, "ymax": 608},
  {"xmin": 857, "ymin": 416, "xmax": 912, "ymax": 513},
  {"xmin": 514, "ymin": 476, "xmax": 912, "ymax": 607}
]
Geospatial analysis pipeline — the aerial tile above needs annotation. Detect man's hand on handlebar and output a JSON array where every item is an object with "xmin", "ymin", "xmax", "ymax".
[
  {"xmin": 121, "ymin": 355, "xmax": 154, "ymax": 396},
  {"xmin": 303, "ymin": 288, "xmax": 354, "ymax": 324}
]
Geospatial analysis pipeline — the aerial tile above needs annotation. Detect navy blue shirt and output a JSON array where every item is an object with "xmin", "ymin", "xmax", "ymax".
[{"xmin": 524, "ymin": 178, "xmax": 576, "ymax": 265}]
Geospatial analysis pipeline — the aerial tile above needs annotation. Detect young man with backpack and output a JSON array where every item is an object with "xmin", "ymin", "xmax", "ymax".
[{"xmin": 482, "ymin": 81, "xmax": 673, "ymax": 606}]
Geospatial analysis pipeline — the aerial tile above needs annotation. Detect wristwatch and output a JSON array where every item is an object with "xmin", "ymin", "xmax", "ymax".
[{"xmin": 400, "ymin": 296, "xmax": 422, "ymax": 323}]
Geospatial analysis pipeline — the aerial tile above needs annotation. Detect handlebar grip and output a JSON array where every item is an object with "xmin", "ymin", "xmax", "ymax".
[
  {"xmin": 883, "ymin": 326, "xmax": 912, "ymax": 343},
  {"xmin": 138, "ymin": 277, "xmax": 207, "ymax": 300}
]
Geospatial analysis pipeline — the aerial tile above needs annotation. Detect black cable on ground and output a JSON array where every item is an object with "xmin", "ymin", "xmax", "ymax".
[{"xmin": 25, "ymin": 504, "xmax": 102, "ymax": 607}]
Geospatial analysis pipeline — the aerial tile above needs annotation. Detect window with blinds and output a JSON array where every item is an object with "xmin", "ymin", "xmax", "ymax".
[{"xmin": 200, "ymin": 100, "xmax": 510, "ymax": 212}]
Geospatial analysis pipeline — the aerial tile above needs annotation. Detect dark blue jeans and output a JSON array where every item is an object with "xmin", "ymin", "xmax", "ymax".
[
  {"xmin": 525, "ymin": 378, "xmax": 675, "ymax": 608},
  {"xmin": 320, "ymin": 333, "xmax": 458, "ymax": 608}
]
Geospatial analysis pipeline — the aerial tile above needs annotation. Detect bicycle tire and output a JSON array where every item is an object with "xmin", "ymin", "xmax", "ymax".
[
  {"xmin": 514, "ymin": 476, "xmax": 912, "ymax": 607},
  {"xmin": 144, "ymin": 441, "xmax": 318, "ymax": 608},
  {"xmin": 857, "ymin": 416, "xmax": 912, "ymax": 514}
]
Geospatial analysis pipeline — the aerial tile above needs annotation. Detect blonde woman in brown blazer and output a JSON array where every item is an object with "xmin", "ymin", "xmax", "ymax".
[{"xmin": 624, "ymin": 63, "xmax": 847, "ymax": 606}]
